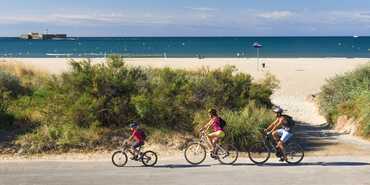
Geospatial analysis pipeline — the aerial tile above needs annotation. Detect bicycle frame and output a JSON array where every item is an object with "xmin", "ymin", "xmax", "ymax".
[
  {"xmin": 121, "ymin": 143, "xmax": 142, "ymax": 158},
  {"xmin": 262, "ymin": 133, "xmax": 278, "ymax": 153},
  {"xmin": 199, "ymin": 132, "xmax": 223, "ymax": 151}
]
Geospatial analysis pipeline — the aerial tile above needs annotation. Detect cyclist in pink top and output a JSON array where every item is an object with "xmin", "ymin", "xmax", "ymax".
[{"xmin": 200, "ymin": 108, "xmax": 226, "ymax": 158}]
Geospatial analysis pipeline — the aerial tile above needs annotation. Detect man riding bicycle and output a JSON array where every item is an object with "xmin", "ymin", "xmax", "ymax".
[
  {"xmin": 200, "ymin": 108, "xmax": 225, "ymax": 158},
  {"xmin": 264, "ymin": 107, "xmax": 293, "ymax": 161}
]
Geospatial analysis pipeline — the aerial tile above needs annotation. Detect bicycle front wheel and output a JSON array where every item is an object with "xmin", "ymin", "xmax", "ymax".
[
  {"xmin": 248, "ymin": 142, "xmax": 271, "ymax": 165},
  {"xmin": 184, "ymin": 142, "xmax": 207, "ymax": 165},
  {"xmin": 216, "ymin": 144, "xmax": 239, "ymax": 165},
  {"xmin": 112, "ymin": 151, "xmax": 128, "ymax": 167},
  {"xmin": 285, "ymin": 143, "xmax": 304, "ymax": 164},
  {"xmin": 141, "ymin": 151, "xmax": 158, "ymax": 167}
]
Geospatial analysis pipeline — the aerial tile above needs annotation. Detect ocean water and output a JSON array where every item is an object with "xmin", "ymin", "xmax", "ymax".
[{"xmin": 0, "ymin": 37, "xmax": 369, "ymax": 58}]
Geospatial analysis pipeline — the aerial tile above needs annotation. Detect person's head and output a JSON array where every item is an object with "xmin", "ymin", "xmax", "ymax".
[
  {"xmin": 208, "ymin": 108, "xmax": 218, "ymax": 118},
  {"xmin": 272, "ymin": 107, "xmax": 283, "ymax": 117},
  {"xmin": 129, "ymin": 122, "xmax": 139, "ymax": 131}
]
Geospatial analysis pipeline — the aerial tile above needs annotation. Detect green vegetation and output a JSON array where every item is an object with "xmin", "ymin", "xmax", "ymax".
[
  {"xmin": 0, "ymin": 56, "xmax": 278, "ymax": 154},
  {"xmin": 318, "ymin": 64, "xmax": 370, "ymax": 137}
]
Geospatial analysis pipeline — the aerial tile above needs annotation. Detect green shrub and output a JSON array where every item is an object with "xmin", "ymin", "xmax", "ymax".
[
  {"xmin": 0, "ymin": 70, "xmax": 22, "ymax": 130},
  {"xmin": 318, "ymin": 64, "xmax": 370, "ymax": 137},
  {"xmin": 1, "ymin": 56, "xmax": 278, "ymax": 153},
  {"xmin": 0, "ymin": 70, "xmax": 24, "ymax": 97}
]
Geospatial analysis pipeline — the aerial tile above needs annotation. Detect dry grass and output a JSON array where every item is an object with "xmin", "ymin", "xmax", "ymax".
[{"xmin": 0, "ymin": 61, "xmax": 49, "ymax": 78}]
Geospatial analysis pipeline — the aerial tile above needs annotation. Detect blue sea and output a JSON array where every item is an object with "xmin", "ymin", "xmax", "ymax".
[{"xmin": 0, "ymin": 37, "xmax": 369, "ymax": 58}]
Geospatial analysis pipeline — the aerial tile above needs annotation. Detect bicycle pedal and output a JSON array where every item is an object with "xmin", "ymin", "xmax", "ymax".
[{"xmin": 210, "ymin": 153, "xmax": 218, "ymax": 159}]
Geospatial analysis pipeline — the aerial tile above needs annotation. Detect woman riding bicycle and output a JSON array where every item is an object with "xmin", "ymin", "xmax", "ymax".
[
  {"xmin": 200, "ymin": 108, "xmax": 225, "ymax": 157},
  {"xmin": 264, "ymin": 107, "xmax": 293, "ymax": 161}
]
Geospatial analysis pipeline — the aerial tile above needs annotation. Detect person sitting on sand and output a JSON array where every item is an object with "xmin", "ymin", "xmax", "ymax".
[
  {"xmin": 264, "ymin": 107, "xmax": 293, "ymax": 161},
  {"xmin": 200, "ymin": 108, "xmax": 226, "ymax": 158}
]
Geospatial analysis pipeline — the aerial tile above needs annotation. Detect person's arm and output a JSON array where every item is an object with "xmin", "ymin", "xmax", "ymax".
[
  {"xmin": 126, "ymin": 131, "xmax": 135, "ymax": 143},
  {"xmin": 265, "ymin": 119, "xmax": 278, "ymax": 132},
  {"xmin": 201, "ymin": 119, "xmax": 213, "ymax": 132},
  {"xmin": 270, "ymin": 117, "xmax": 284, "ymax": 131}
]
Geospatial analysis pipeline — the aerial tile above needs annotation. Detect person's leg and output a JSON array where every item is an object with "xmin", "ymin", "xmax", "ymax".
[
  {"xmin": 131, "ymin": 141, "xmax": 140, "ymax": 159},
  {"xmin": 206, "ymin": 134, "xmax": 215, "ymax": 150},
  {"xmin": 277, "ymin": 130, "xmax": 289, "ymax": 150},
  {"xmin": 208, "ymin": 131, "xmax": 222, "ymax": 152},
  {"xmin": 273, "ymin": 129, "xmax": 283, "ymax": 143},
  {"xmin": 212, "ymin": 131, "xmax": 225, "ymax": 150},
  {"xmin": 212, "ymin": 137, "xmax": 220, "ymax": 149},
  {"xmin": 279, "ymin": 131, "xmax": 293, "ymax": 160}
]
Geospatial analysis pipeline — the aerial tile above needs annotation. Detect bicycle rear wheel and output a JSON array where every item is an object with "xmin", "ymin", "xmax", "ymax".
[
  {"xmin": 141, "ymin": 150, "xmax": 158, "ymax": 167},
  {"xmin": 111, "ymin": 151, "xmax": 128, "ymax": 167},
  {"xmin": 184, "ymin": 142, "xmax": 207, "ymax": 165},
  {"xmin": 285, "ymin": 143, "xmax": 304, "ymax": 164},
  {"xmin": 216, "ymin": 144, "xmax": 239, "ymax": 165},
  {"xmin": 248, "ymin": 142, "xmax": 271, "ymax": 165}
]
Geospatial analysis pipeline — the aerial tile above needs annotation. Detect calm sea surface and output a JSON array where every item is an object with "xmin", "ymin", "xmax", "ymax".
[{"xmin": 0, "ymin": 37, "xmax": 369, "ymax": 58}]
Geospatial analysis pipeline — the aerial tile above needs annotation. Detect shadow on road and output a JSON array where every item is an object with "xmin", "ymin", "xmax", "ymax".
[
  {"xmin": 122, "ymin": 161, "xmax": 369, "ymax": 168},
  {"xmin": 260, "ymin": 161, "xmax": 370, "ymax": 167},
  {"xmin": 292, "ymin": 121, "xmax": 346, "ymax": 152},
  {"xmin": 117, "ymin": 164, "xmax": 211, "ymax": 168},
  {"xmin": 153, "ymin": 164, "xmax": 211, "ymax": 168}
]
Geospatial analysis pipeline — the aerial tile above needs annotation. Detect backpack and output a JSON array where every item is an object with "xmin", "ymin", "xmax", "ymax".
[
  {"xmin": 283, "ymin": 115, "xmax": 295, "ymax": 128},
  {"xmin": 138, "ymin": 129, "xmax": 147, "ymax": 140},
  {"xmin": 219, "ymin": 117, "xmax": 227, "ymax": 129}
]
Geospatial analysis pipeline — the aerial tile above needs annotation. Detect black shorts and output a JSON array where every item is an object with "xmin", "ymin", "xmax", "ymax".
[{"xmin": 132, "ymin": 141, "xmax": 144, "ymax": 149}]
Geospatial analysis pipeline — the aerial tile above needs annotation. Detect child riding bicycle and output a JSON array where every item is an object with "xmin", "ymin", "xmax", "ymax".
[{"xmin": 125, "ymin": 122, "xmax": 146, "ymax": 160}]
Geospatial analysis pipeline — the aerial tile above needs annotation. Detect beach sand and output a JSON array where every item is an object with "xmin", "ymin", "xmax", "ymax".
[{"xmin": 1, "ymin": 57, "xmax": 369, "ymax": 123}]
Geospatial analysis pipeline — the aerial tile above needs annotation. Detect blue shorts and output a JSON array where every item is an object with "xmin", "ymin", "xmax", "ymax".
[
  {"xmin": 132, "ymin": 141, "xmax": 144, "ymax": 149},
  {"xmin": 276, "ymin": 129, "xmax": 293, "ymax": 143}
]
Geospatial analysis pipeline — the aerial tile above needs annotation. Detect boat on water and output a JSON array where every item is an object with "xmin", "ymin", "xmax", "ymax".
[{"xmin": 18, "ymin": 32, "xmax": 69, "ymax": 40}]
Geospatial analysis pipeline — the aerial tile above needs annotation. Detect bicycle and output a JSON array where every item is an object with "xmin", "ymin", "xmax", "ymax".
[
  {"xmin": 111, "ymin": 141, "xmax": 158, "ymax": 167},
  {"xmin": 248, "ymin": 131, "xmax": 304, "ymax": 165},
  {"xmin": 184, "ymin": 131, "xmax": 239, "ymax": 165}
]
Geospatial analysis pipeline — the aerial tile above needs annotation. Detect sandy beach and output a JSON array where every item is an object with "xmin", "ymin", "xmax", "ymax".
[{"xmin": 1, "ymin": 57, "xmax": 369, "ymax": 123}]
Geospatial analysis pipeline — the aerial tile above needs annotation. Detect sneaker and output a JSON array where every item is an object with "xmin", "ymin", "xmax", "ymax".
[
  {"xmin": 210, "ymin": 152, "xmax": 218, "ymax": 159},
  {"xmin": 279, "ymin": 154, "xmax": 287, "ymax": 162},
  {"xmin": 130, "ymin": 155, "xmax": 138, "ymax": 161},
  {"xmin": 275, "ymin": 150, "xmax": 282, "ymax": 158}
]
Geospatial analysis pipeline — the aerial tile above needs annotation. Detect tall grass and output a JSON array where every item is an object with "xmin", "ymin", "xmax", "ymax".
[{"xmin": 318, "ymin": 64, "xmax": 370, "ymax": 137}]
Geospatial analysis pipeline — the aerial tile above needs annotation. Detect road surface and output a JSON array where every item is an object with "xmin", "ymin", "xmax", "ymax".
[{"xmin": 1, "ymin": 156, "xmax": 370, "ymax": 185}]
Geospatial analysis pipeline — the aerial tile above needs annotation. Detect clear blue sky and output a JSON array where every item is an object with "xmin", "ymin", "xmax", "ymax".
[{"xmin": 1, "ymin": 0, "xmax": 370, "ymax": 36}]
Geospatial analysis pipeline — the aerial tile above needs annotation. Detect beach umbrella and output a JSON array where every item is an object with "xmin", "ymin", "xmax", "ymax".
[{"xmin": 253, "ymin": 42, "xmax": 263, "ymax": 70}]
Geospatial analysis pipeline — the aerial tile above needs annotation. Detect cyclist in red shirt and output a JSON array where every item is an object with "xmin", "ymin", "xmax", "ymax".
[{"xmin": 126, "ymin": 122, "xmax": 145, "ymax": 160}]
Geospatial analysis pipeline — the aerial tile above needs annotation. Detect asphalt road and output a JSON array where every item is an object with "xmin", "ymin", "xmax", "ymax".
[{"xmin": 1, "ymin": 156, "xmax": 369, "ymax": 185}]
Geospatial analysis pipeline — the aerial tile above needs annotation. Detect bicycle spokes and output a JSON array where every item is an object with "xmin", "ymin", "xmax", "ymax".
[
  {"xmin": 216, "ymin": 144, "xmax": 239, "ymax": 165},
  {"xmin": 248, "ymin": 142, "xmax": 271, "ymax": 165},
  {"xmin": 284, "ymin": 143, "xmax": 304, "ymax": 164},
  {"xmin": 184, "ymin": 143, "xmax": 207, "ymax": 165}
]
